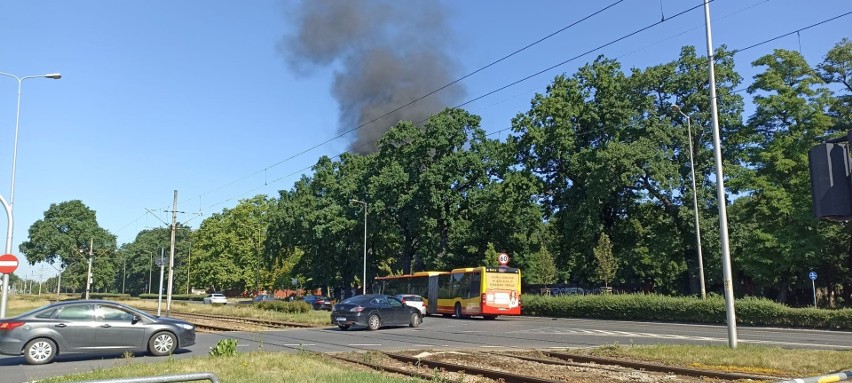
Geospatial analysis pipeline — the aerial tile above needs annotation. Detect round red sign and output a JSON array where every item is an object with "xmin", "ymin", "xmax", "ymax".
[
  {"xmin": 0, "ymin": 253, "xmax": 19, "ymax": 274},
  {"xmin": 497, "ymin": 252, "xmax": 510, "ymax": 266}
]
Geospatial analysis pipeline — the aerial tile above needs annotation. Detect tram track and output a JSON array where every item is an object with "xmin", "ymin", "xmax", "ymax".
[{"xmin": 160, "ymin": 312, "xmax": 788, "ymax": 382}]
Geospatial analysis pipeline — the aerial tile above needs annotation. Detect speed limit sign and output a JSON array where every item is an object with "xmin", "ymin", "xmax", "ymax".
[{"xmin": 497, "ymin": 252, "xmax": 510, "ymax": 266}]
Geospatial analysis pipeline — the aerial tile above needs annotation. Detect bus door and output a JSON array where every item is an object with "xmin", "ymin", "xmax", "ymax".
[{"xmin": 427, "ymin": 275, "xmax": 440, "ymax": 315}]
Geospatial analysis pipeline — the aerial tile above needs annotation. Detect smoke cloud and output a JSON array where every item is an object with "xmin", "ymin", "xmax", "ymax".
[{"xmin": 279, "ymin": 0, "xmax": 465, "ymax": 153}]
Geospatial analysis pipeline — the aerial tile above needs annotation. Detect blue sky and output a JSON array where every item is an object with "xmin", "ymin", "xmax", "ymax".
[{"xmin": 1, "ymin": 0, "xmax": 849, "ymax": 282}]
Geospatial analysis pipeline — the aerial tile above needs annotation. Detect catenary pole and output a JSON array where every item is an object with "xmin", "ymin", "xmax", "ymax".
[{"xmin": 703, "ymin": 0, "xmax": 737, "ymax": 348}]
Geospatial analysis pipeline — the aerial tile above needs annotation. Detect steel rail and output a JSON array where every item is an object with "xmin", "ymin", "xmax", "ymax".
[{"xmin": 542, "ymin": 351, "xmax": 783, "ymax": 381}]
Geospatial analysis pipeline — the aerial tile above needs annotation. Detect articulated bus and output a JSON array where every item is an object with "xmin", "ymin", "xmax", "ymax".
[
  {"xmin": 374, "ymin": 266, "xmax": 521, "ymax": 318},
  {"xmin": 373, "ymin": 271, "xmax": 447, "ymax": 315}
]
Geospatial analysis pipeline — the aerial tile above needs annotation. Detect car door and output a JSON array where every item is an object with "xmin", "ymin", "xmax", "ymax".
[
  {"xmin": 94, "ymin": 304, "xmax": 145, "ymax": 350},
  {"xmin": 386, "ymin": 297, "xmax": 408, "ymax": 325},
  {"xmin": 51, "ymin": 304, "xmax": 97, "ymax": 351}
]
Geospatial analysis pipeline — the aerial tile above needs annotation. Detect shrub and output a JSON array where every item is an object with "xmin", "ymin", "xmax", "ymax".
[
  {"xmin": 255, "ymin": 300, "xmax": 312, "ymax": 314},
  {"xmin": 209, "ymin": 338, "xmax": 238, "ymax": 357},
  {"xmin": 521, "ymin": 293, "xmax": 852, "ymax": 330}
]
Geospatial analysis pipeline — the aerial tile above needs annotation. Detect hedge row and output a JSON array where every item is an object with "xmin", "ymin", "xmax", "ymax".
[
  {"xmin": 520, "ymin": 294, "xmax": 852, "ymax": 330},
  {"xmin": 254, "ymin": 300, "xmax": 313, "ymax": 314},
  {"xmin": 87, "ymin": 293, "xmax": 132, "ymax": 300},
  {"xmin": 138, "ymin": 293, "xmax": 205, "ymax": 301}
]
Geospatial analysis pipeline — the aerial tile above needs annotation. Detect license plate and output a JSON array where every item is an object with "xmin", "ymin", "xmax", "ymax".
[{"xmin": 336, "ymin": 317, "xmax": 346, "ymax": 321}]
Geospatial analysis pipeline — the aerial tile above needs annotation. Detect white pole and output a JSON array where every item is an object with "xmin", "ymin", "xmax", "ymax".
[
  {"xmin": 166, "ymin": 190, "xmax": 177, "ymax": 317},
  {"xmin": 157, "ymin": 248, "xmax": 164, "ymax": 316},
  {"xmin": 703, "ymin": 0, "xmax": 737, "ymax": 348},
  {"xmin": 85, "ymin": 239, "xmax": 93, "ymax": 300},
  {"xmin": 673, "ymin": 106, "xmax": 707, "ymax": 299},
  {"xmin": 812, "ymin": 279, "xmax": 817, "ymax": 308},
  {"xmin": 0, "ymin": 72, "xmax": 60, "ymax": 318}
]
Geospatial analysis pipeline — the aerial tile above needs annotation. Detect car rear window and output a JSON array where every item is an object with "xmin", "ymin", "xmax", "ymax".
[{"xmin": 405, "ymin": 296, "xmax": 422, "ymax": 302}]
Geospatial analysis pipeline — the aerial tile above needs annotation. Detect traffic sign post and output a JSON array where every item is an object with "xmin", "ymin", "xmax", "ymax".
[
  {"xmin": 0, "ymin": 253, "xmax": 19, "ymax": 319},
  {"xmin": 0, "ymin": 254, "xmax": 19, "ymax": 274},
  {"xmin": 809, "ymin": 271, "xmax": 818, "ymax": 308}
]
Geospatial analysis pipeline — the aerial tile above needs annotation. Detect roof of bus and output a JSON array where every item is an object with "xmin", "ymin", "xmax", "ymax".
[{"xmin": 374, "ymin": 271, "xmax": 448, "ymax": 280}]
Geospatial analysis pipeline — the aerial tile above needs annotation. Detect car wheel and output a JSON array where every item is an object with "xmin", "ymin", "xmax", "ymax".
[
  {"xmin": 148, "ymin": 331, "xmax": 177, "ymax": 356},
  {"xmin": 454, "ymin": 302, "xmax": 464, "ymax": 318},
  {"xmin": 409, "ymin": 312, "xmax": 422, "ymax": 328},
  {"xmin": 367, "ymin": 314, "xmax": 381, "ymax": 331},
  {"xmin": 23, "ymin": 338, "xmax": 56, "ymax": 365},
  {"xmin": 338, "ymin": 324, "xmax": 350, "ymax": 330}
]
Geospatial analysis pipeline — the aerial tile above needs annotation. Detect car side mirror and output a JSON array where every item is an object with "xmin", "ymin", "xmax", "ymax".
[{"xmin": 132, "ymin": 315, "xmax": 141, "ymax": 323}]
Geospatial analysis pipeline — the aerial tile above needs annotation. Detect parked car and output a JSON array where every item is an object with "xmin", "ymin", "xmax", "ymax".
[
  {"xmin": 203, "ymin": 293, "xmax": 228, "ymax": 304},
  {"xmin": 301, "ymin": 295, "xmax": 333, "ymax": 311},
  {"xmin": 0, "ymin": 300, "xmax": 195, "ymax": 365},
  {"xmin": 253, "ymin": 294, "xmax": 277, "ymax": 303},
  {"xmin": 394, "ymin": 294, "xmax": 426, "ymax": 316},
  {"xmin": 331, "ymin": 294, "xmax": 422, "ymax": 331}
]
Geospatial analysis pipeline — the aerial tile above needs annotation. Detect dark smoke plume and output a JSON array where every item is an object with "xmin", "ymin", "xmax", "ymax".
[{"xmin": 279, "ymin": 0, "xmax": 465, "ymax": 153}]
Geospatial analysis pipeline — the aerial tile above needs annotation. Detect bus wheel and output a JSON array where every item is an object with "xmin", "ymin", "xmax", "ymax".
[
  {"xmin": 454, "ymin": 303, "xmax": 463, "ymax": 318},
  {"xmin": 483, "ymin": 315, "xmax": 497, "ymax": 320}
]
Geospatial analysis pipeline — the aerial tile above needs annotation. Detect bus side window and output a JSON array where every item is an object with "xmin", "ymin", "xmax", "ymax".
[{"xmin": 470, "ymin": 272, "xmax": 481, "ymax": 297}]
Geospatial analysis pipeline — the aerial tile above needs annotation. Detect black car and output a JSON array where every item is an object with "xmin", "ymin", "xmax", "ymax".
[
  {"xmin": 331, "ymin": 294, "xmax": 422, "ymax": 330},
  {"xmin": 301, "ymin": 295, "xmax": 333, "ymax": 311},
  {"xmin": 0, "ymin": 300, "xmax": 196, "ymax": 365}
]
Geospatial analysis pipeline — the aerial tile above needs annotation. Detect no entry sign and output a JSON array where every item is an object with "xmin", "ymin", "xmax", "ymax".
[{"xmin": 0, "ymin": 254, "xmax": 19, "ymax": 274}]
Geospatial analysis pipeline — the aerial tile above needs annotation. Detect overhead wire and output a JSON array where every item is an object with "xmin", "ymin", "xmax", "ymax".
[{"xmin": 118, "ymin": 2, "xmax": 851, "ymax": 237}]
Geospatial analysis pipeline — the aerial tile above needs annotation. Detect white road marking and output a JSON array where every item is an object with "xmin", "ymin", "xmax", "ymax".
[{"xmin": 348, "ymin": 343, "xmax": 382, "ymax": 346}]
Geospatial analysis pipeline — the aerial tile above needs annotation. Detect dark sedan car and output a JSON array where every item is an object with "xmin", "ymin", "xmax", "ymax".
[
  {"xmin": 0, "ymin": 300, "xmax": 196, "ymax": 365},
  {"xmin": 301, "ymin": 295, "xmax": 333, "ymax": 311},
  {"xmin": 331, "ymin": 294, "xmax": 422, "ymax": 330}
]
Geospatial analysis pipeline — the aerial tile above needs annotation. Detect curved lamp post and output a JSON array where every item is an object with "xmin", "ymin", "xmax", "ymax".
[
  {"xmin": 350, "ymin": 199, "xmax": 367, "ymax": 295},
  {"xmin": 672, "ymin": 105, "xmax": 706, "ymax": 300},
  {"xmin": 0, "ymin": 71, "xmax": 61, "ymax": 318}
]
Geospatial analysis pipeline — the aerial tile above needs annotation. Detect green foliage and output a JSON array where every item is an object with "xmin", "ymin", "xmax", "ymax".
[
  {"xmin": 593, "ymin": 233, "xmax": 617, "ymax": 287},
  {"xmin": 521, "ymin": 294, "xmax": 852, "ymax": 330},
  {"xmin": 255, "ymin": 300, "xmax": 312, "ymax": 314},
  {"xmin": 483, "ymin": 243, "xmax": 499, "ymax": 266},
  {"xmin": 138, "ymin": 294, "xmax": 205, "ymax": 301},
  {"xmin": 209, "ymin": 338, "xmax": 238, "ymax": 357},
  {"xmin": 525, "ymin": 244, "xmax": 557, "ymax": 284},
  {"xmin": 87, "ymin": 293, "xmax": 132, "ymax": 300}
]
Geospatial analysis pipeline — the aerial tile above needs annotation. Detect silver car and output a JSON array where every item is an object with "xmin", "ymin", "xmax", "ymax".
[{"xmin": 0, "ymin": 300, "xmax": 196, "ymax": 365}]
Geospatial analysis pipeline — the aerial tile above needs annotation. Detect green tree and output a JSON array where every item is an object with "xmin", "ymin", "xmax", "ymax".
[
  {"xmin": 593, "ymin": 232, "xmax": 617, "ymax": 288},
  {"xmin": 482, "ymin": 243, "xmax": 499, "ymax": 266},
  {"xmin": 525, "ymin": 243, "xmax": 557, "ymax": 285},
  {"xmin": 19, "ymin": 201, "xmax": 117, "ymax": 292}
]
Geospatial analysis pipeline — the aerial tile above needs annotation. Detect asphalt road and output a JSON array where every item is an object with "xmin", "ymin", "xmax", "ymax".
[{"xmin": 2, "ymin": 315, "xmax": 849, "ymax": 382}]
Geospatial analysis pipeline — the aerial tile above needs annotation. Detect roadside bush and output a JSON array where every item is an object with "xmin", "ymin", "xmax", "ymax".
[
  {"xmin": 138, "ymin": 294, "xmax": 205, "ymax": 301},
  {"xmin": 256, "ymin": 300, "xmax": 312, "ymax": 314},
  {"xmin": 88, "ymin": 293, "xmax": 133, "ymax": 300},
  {"xmin": 521, "ymin": 293, "xmax": 852, "ymax": 330},
  {"xmin": 209, "ymin": 338, "xmax": 238, "ymax": 357}
]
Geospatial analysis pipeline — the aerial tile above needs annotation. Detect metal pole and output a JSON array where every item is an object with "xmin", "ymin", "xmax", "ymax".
[
  {"xmin": 148, "ymin": 252, "xmax": 153, "ymax": 294},
  {"xmin": 56, "ymin": 269, "xmax": 61, "ymax": 300},
  {"xmin": 703, "ymin": 0, "xmax": 737, "ymax": 348},
  {"xmin": 157, "ymin": 249, "xmax": 164, "ymax": 316},
  {"xmin": 186, "ymin": 241, "xmax": 191, "ymax": 294},
  {"xmin": 0, "ymin": 72, "xmax": 60, "ymax": 318},
  {"xmin": 812, "ymin": 279, "xmax": 817, "ymax": 308},
  {"xmin": 85, "ymin": 239, "xmax": 93, "ymax": 300},
  {"xmin": 0, "ymin": 195, "xmax": 11, "ymax": 318},
  {"xmin": 166, "ymin": 190, "xmax": 177, "ymax": 317},
  {"xmin": 122, "ymin": 257, "xmax": 126, "ymax": 294},
  {"xmin": 673, "ymin": 106, "xmax": 706, "ymax": 299},
  {"xmin": 362, "ymin": 202, "xmax": 367, "ymax": 295}
]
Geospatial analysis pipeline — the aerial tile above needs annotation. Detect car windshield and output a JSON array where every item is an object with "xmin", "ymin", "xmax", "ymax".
[{"xmin": 339, "ymin": 295, "xmax": 372, "ymax": 305}]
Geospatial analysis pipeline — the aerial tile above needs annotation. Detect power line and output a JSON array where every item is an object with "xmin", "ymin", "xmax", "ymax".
[
  {"xmin": 179, "ymin": 1, "xmax": 628, "ymax": 205},
  {"xmin": 118, "ymin": 4, "xmax": 851, "ymax": 237}
]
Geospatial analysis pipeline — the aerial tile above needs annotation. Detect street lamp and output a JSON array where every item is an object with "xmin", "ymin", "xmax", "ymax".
[
  {"xmin": 672, "ymin": 105, "xmax": 706, "ymax": 300},
  {"xmin": 350, "ymin": 199, "xmax": 367, "ymax": 295},
  {"xmin": 0, "ymin": 71, "xmax": 61, "ymax": 318}
]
